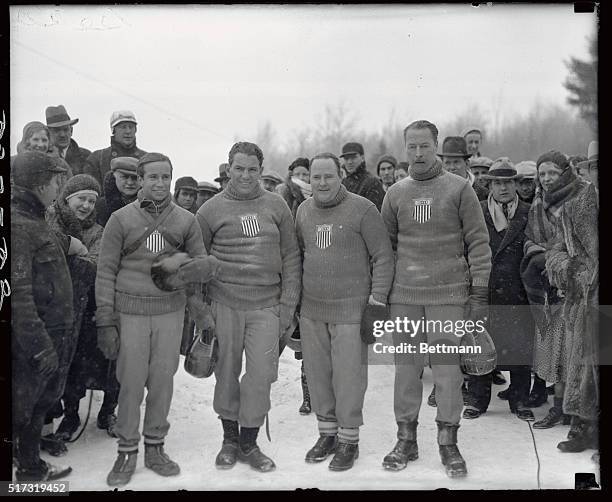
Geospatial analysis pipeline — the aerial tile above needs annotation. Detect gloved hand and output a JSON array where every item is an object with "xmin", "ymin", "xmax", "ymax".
[
  {"xmin": 32, "ymin": 347, "xmax": 59, "ymax": 377},
  {"xmin": 97, "ymin": 325, "xmax": 120, "ymax": 360},
  {"xmin": 466, "ymin": 285, "xmax": 489, "ymax": 324},
  {"xmin": 280, "ymin": 304, "xmax": 295, "ymax": 337},
  {"xmin": 368, "ymin": 294, "xmax": 386, "ymax": 306},
  {"xmin": 68, "ymin": 236, "xmax": 88, "ymax": 256},
  {"xmin": 158, "ymin": 252, "xmax": 191, "ymax": 274}
]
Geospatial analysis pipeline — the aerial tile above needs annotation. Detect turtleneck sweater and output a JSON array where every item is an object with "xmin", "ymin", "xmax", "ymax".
[
  {"xmin": 381, "ymin": 165, "xmax": 491, "ymax": 305},
  {"xmin": 296, "ymin": 186, "xmax": 394, "ymax": 323},
  {"xmin": 196, "ymin": 180, "xmax": 301, "ymax": 312},
  {"xmin": 95, "ymin": 193, "xmax": 206, "ymax": 324}
]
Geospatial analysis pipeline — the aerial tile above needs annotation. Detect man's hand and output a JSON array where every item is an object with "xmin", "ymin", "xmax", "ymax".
[
  {"xmin": 280, "ymin": 305, "xmax": 295, "ymax": 337},
  {"xmin": 32, "ymin": 347, "xmax": 59, "ymax": 377},
  {"xmin": 68, "ymin": 236, "xmax": 88, "ymax": 256},
  {"xmin": 97, "ymin": 326, "xmax": 120, "ymax": 360},
  {"xmin": 368, "ymin": 294, "xmax": 386, "ymax": 306},
  {"xmin": 158, "ymin": 252, "xmax": 191, "ymax": 273},
  {"xmin": 466, "ymin": 286, "xmax": 489, "ymax": 324}
]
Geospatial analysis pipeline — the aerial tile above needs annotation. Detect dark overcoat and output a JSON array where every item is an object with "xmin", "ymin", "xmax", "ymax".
[{"xmin": 481, "ymin": 199, "xmax": 534, "ymax": 369}]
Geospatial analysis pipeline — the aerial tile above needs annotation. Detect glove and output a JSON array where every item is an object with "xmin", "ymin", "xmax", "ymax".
[
  {"xmin": 32, "ymin": 347, "xmax": 59, "ymax": 377},
  {"xmin": 466, "ymin": 285, "xmax": 489, "ymax": 324},
  {"xmin": 68, "ymin": 236, "xmax": 88, "ymax": 256},
  {"xmin": 368, "ymin": 294, "xmax": 386, "ymax": 306},
  {"xmin": 280, "ymin": 304, "xmax": 295, "ymax": 337},
  {"xmin": 187, "ymin": 296, "xmax": 215, "ymax": 331},
  {"xmin": 97, "ymin": 326, "xmax": 120, "ymax": 360},
  {"xmin": 157, "ymin": 252, "xmax": 191, "ymax": 273}
]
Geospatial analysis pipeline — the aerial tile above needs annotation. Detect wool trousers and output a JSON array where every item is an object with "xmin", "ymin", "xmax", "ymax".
[
  {"xmin": 115, "ymin": 310, "xmax": 184, "ymax": 452},
  {"xmin": 212, "ymin": 301, "xmax": 280, "ymax": 428},
  {"xmin": 391, "ymin": 304, "xmax": 465, "ymax": 426},
  {"xmin": 300, "ymin": 317, "xmax": 368, "ymax": 440}
]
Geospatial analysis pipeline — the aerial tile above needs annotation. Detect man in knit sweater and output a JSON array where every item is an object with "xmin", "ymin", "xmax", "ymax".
[
  {"xmin": 95, "ymin": 152, "xmax": 217, "ymax": 487},
  {"xmin": 196, "ymin": 142, "xmax": 301, "ymax": 473},
  {"xmin": 296, "ymin": 153, "xmax": 394, "ymax": 471},
  {"xmin": 380, "ymin": 120, "xmax": 491, "ymax": 478}
]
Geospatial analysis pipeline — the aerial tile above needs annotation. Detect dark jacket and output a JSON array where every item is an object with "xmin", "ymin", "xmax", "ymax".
[
  {"xmin": 11, "ymin": 186, "xmax": 76, "ymax": 432},
  {"xmin": 473, "ymin": 179, "xmax": 489, "ymax": 201},
  {"xmin": 95, "ymin": 170, "xmax": 138, "ymax": 226},
  {"xmin": 63, "ymin": 138, "xmax": 91, "ymax": 176},
  {"xmin": 481, "ymin": 199, "xmax": 534, "ymax": 369},
  {"xmin": 342, "ymin": 163, "xmax": 385, "ymax": 212},
  {"xmin": 84, "ymin": 137, "xmax": 146, "ymax": 190},
  {"xmin": 276, "ymin": 177, "xmax": 306, "ymax": 220}
]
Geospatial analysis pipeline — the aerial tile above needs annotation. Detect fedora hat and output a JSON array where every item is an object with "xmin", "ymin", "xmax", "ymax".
[
  {"xmin": 440, "ymin": 136, "xmax": 471, "ymax": 159},
  {"xmin": 45, "ymin": 105, "xmax": 79, "ymax": 128},
  {"xmin": 481, "ymin": 157, "xmax": 518, "ymax": 180},
  {"xmin": 214, "ymin": 163, "xmax": 230, "ymax": 183},
  {"xmin": 577, "ymin": 141, "xmax": 598, "ymax": 171}
]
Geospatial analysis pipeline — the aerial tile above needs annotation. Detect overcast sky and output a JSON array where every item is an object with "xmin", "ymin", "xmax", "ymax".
[{"xmin": 10, "ymin": 4, "xmax": 597, "ymax": 183}]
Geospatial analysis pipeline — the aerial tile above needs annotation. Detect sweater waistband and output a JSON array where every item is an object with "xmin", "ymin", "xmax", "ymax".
[
  {"xmin": 389, "ymin": 282, "xmax": 469, "ymax": 306},
  {"xmin": 115, "ymin": 290, "xmax": 186, "ymax": 316}
]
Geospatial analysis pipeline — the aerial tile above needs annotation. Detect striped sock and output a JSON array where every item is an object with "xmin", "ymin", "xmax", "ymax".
[
  {"xmin": 317, "ymin": 417, "xmax": 338, "ymax": 437},
  {"xmin": 338, "ymin": 427, "xmax": 359, "ymax": 444}
]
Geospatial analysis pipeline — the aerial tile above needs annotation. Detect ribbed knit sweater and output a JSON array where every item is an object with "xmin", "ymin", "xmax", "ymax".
[
  {"xmin": 296, "ymin": 186, "xmax": 394, "ymax": 323},
  {"xmin": 381, "ymin": 166, "xmax": 491, "ymax": 305},
  {"xmin": 95, "ymin": 197, "xmax": 206, "ymax": 325},
  {"xmin": 196, "ymin": 181, "xmax": 301, "ymax": 312}
]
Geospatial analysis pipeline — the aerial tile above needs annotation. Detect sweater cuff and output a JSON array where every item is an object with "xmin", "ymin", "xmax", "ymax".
[
  {"xmin": 371, "ymin": 292, "xmax": 387, "ymax": 305},
  {"xmin": 96, "ymin": 309, "xmax": 118, "ymax": 328}
]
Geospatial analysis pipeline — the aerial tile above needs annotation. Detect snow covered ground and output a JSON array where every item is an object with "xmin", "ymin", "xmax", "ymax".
[{"xmin": 37, "ymin": 352, "xmax": 599, "ymax": 491}]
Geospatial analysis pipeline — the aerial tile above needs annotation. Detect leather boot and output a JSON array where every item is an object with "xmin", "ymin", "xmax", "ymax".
[
  {"xmin": 305, "ymin": 435, "xmax": 338, "ymax": 463},
  {"xmin": 525, "ymin": 375, "xmax": 548, "ymax": 408},
  {"xmin": 329, "ymin": 442, "xmax": 359, "ymax": 471},
  {"xmin": 16, "ymin": 459, "xmax": 72, "ymax": 482},
  {"xmin": 437, "ymin": 422, "xmax": 467, "ymax": 478},
  {"xmin": 56, "ymin": 401, "xmax": 81, "ymax": 441},
  {"xmin": 144, "ymin": 443, "xmax": 180, "ymax": 476},
  {"xmin": 216, "ymin": 419, "xmax": 239, "ymax": 469},
  {"xmin": 40, "ymin": 434, "xmax": 68, "ymax": 457},
  {"xmin": 107, "ymin": 451, "xmax": 137, "ymax": 487},
  {"xmin": 238, "ymin": 427, "xmax": 276, "ymax": 472},
  {"xmin": 382, "ymin": 421, "xmax": 418, "ymax": 471},
  {"xmin": 558, "ymin": 419, "xmax": 598, "ymax": 453},
  {"xmin": 299, "ymin": 363, "xmax": 311, "ymax": 415},
  {"xmin": 533, "ymin": 405, "xmax": 563, "ymax": 429}
]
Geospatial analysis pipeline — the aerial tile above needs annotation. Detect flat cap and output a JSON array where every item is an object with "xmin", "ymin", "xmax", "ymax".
[{"xmin": 110, "ymin": 156, "xmax": 139, "ymax": 174}]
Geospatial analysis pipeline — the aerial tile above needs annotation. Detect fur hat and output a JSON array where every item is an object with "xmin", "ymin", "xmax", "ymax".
[
  {"xmin": 174, "ymin": 176, "xmax": 198, "ymax": 193},
  {"xmin": 536, "ymin": 150, "xmax": 569, "ymax": 171},
  {"xmin": 12, "ymin": 151, "xmax": 67, "ymax": 188}
]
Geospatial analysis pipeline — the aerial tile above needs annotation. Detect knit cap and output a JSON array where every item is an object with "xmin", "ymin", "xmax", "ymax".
[
  {"xmin": 60, "ymin": 174, "xmax": 101, "ymax": 202},
  {"xmin": 376, "ymin": 154, "xmax": 398, "ymax": 169},
  {"xmin": 536, "ymin": 150, "xmax": 569, "ymax": 171}
]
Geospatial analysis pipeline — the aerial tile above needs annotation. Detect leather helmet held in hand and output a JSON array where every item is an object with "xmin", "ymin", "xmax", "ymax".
[
  {"xmin": 151, "ymin": 251, "xmax": 189, "ymax": 291},
  {"xmin": 460, "ymin": 326, "xmax": 497, "ymax": 376},
  {"xmin": 184, "ymin": 326, "xmax": 218, "ymax": 378}
]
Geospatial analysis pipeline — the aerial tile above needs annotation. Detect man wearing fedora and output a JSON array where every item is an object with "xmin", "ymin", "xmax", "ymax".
[
  {"xmin": 214, "ymin": 162, "xmax": 230, "ymax": 191},
  {"xmin": 463, "ymin": 158, "xmax": 535, "ymax": 421},
  {"xmin": 340, "ymin": 142, "xmax": 385, "ymax": 212},
  {"xmin": 46, "ymin": 105, "xmax": 91, "ymax": 176},
  {"xmin": 440, "ymin": 136, "xmax": 488, "ymax": 201},
  {"xmin": 85, "ymin": 110, "xmax": 147, "ymax": 191},
  {"xmin": 380, "ymin": 120, "xmax": 491, "ymax": 478}
]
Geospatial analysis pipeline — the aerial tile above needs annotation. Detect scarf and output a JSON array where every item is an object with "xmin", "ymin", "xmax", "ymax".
[
  {"xmin": 487, "ymin": 193, "xmax": 518, "ymax": 232},
  {"xmin": 50, "ymin": 197, "xmax": 97, "ymax": 241},
  {"xmin": 137, "ymin": 189, "xmax": 172, "ymax": 215},
  {"xmin": 314, "ymin": 184, "xmax": 348, "ymax": 209},
  {"xmin": 408, "ymin": 158, "xmax": 444, "ymax": 181},
  {"xmin": 291, "ymin": 176, "xmax": 312, "ymax": 199},
  {"xmin": 224, "ymin": 179, "xmax": 264, "ymax": 201}
]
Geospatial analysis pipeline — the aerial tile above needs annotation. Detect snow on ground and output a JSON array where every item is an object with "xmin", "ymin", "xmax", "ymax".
[{"xmin": 39, "ymin": 352, "xmax": 599, "ymax": 491}]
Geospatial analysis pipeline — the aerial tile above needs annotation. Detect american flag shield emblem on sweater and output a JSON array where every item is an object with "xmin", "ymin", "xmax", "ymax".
[
  {"xmin": 241, "ymin": 214, "xmax": 260, "ymax": 237},
  {"xmin": 413, "ymin": 198, "xmax": 432, "ymax": 223},
  {"xmin": 316, "ymin": 224, "xmax": 333, "ymax": 249},
  {"xmin": 146, "ymin": 230, "xmax": 167, "ymax": 253}
]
